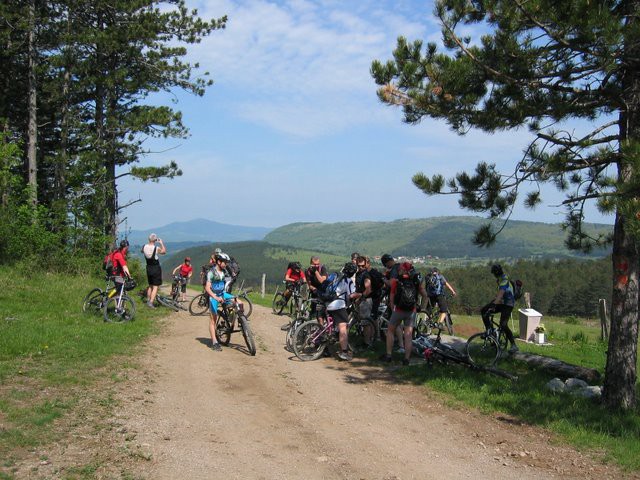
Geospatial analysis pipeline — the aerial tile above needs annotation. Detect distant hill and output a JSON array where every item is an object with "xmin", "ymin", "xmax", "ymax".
[
  {"xmin": 127, "ymin": 218, "xmax": 272, "ymax": 245},
  {"xmin": 263, "ymin": 216, "xmax": 612, "ymax": 259}
]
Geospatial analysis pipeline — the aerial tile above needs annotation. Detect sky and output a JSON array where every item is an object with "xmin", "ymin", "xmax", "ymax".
[{"xmin": 119, "ymin": 0, "xmax": 613, "ymax": 232}]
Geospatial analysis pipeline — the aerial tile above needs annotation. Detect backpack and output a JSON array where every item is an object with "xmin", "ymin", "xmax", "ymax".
[
  {"xmin": 426, "ymin": 273, "xmax": 441, "ymax": 293},
  {"xmin": 368, "ymin": 268, "xmax": 385, "ymax": 294},
  {"xmin": 395, "ymin": 275, "xmax": 419, "ymax": 310},
  {"xmin": 510, "ymin": 279, "xmax": 523, "ymax": 300},
  {"xmin": 103, "ymin": 252, "xmax": 114, "ymax": 276},
  {"xmin": 317, "ymin": 272, "xmax": 343, "ymax": 303},
  {"xmin": 227, "ymin": 257, "xmax": 240, "ymax": 278}
]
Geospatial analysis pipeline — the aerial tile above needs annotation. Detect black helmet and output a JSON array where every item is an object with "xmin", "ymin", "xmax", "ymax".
[
  {"xmin": 491, "ymin": 264, "xmax": 503, "ymax": 276},
  {"xmin": 381, "ymin": 254, "xmax": 393, "ymax": 265},
  {"xmin": 342, "ymin": 262, "xmax": 357, "ymax": 277},
  {"xmin": 119, "ymin": 239, "xmax": 129, "ymax": 249}
]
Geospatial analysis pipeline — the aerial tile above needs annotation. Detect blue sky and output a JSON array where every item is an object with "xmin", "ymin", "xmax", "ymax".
[{"xmin": 119, "ymin": 0, "xmax": 612, "ymax": 231}]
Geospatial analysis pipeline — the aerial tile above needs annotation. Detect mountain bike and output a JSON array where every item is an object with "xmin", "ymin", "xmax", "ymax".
[
  {"xmin": 292, "ymin": 308, "xmax": 358, "ymax": 361},
  {"xmin": 103, "ymin": 279, "xmax": 137, "ymax": 322},
  {"xmin": 272, "ymin": 281, "xmax": 305, "ymax": 317},
  {"xmin": 465, "ymin": 309, "xmax": 508, "ymax": 368},
  {"xmin": 414, "ymin": 297, "xmax": 454, "ymax": 337},
  {"xmin": 346, "ymin": 303, "xmax": 377, "ymax": 351},
  {"xmin": 215, "ymin": 298, "xmax": 256, "ymax": 356},
  {"xmin": 82, "ymin": 276, "xmax": 115, "ymax": 315},
  {"xmin": 189, "ymin": 281, "xmax": 253, "ymax": 317},
  {"xmin": 412, "ymin": 324, "xmax": 468, "ymax": 366}
]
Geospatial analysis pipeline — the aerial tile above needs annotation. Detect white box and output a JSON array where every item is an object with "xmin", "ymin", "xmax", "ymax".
[{"xmin": 518, "ymin": 308, "xmax": 543, "ymax": 342}]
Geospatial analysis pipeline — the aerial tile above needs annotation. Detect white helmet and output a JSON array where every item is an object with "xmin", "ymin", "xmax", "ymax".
[{"xmin": 216, "ymin": 252, "xmax": 231, "ymax": 262}]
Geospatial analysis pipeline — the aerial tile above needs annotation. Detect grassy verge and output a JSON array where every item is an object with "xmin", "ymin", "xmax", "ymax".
[
  {"xmin": 393, "ymin": 311, "xmax": 640, "ymax": 471},
  {"xmin": 0, "ymin": 265, "xmax": 168, "ymax": 477}
]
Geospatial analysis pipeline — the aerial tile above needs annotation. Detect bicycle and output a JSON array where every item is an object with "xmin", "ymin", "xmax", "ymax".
[
  {"xmin": 415, "ymin": 297, "xmax": 454, "ymax": 337},
  {"xmin": 291, "ymin": 313, "xmax": 340, "ymax": 361},
  {"xmin": 103, "ymin": 278, "xmax": 136, "ymax": 322},
  {"xmin": 346, "ymin": 302, "xmax": 377, "ymax": 351},
  {"xmin": 412, "ymin": 324, "xmax": 468, "ymax": 366},
  {"xmin": 465, "ymin": 310, "xmax": 508, "ymax": 368},
  {"xmin": 189, "ymin": 280, "xmax": 254, "ymax": 317},
  {"xmin": 272, "ymin": 281, "xmax": 305, "ymax": 317},
  {"xmin": 215, "ymin": 298, "xmax": 256, "ymax": 356},
  {"xmin": 82, "ymin": 276, "xmax": 115, "ymax": 315}
]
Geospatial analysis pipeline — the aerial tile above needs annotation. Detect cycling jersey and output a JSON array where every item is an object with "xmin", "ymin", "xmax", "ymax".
[
  {"xmin": 497, "ymin": 273, "xmax": 515, "ymax": 306},
  {"xmin": 111, "ymin": 250, "xmax": 127, "ymax": 277},
  {"xmin": 207, "ymin": 267, "xmax": 227, "ymax": 295},
  {"xmin": 285, "ymin": 268, "xmax": 306, "ymax": 283},
  {"xmin": 179, "ymin": 264, "xmax": 193, "ymax": 277},
  {"xmin": 326, "ymin": 277, "xmax": 355, "ymax": 311}
]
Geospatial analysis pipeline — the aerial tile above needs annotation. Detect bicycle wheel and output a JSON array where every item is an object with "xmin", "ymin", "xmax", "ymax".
[
  {"xmin": 465, "ymin": 332, "xmax": 500, "ymax": 368},
  {"xmin": 414, "ymin": 311, "xmax": 432, "ymax": 337},
  {"xmin": 497, "ymin": 329, "xmax": 509, "ymax": 351},
  {"xmin": 348, "ymin": 317, "xmax": 375, "ymax": 351},
  {"xmin": 189, "ymin": 293, "xmax": 209, "ymax": 316},
  {"xmin": 215, "ymin": 313, "xmax": 232, "ymax": 346},
  {"xmin": 157, "ymin": 295, "xmax": 179, "ymax": 312},
  {"xmin": 239, "ymin": 315, "xmax": 256, "ymax": 356},
  {"xmin": 285, "ymin": 316, "xmax": 307, "ymax": 352},
  {"xmin": 82, "ymin": 288, "xmax": 104, "ymax": 315},
  {"xmin": 271, "ymin": 292, "xmax": 287, "ymax": 315},
  {"xmin": 292, "ymin": 320, "xmax": 326, "ymax": 361},
  {"xmin": 104, "ymin": 296, "xmax": 136, "ymax": 323},
  {"xmin": 444, "ymin": 312, "xmax": 455, "ymax": 336}
]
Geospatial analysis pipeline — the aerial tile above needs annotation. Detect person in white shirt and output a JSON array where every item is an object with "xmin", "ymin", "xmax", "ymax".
[{"xmin": 326, "ymin": 262, "xmax": 359, "ymax": 361}]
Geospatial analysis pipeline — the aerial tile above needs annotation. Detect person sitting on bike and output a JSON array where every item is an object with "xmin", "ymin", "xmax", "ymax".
[
  {"xmin": 328, "ymin": 262, "xmax": 359, "ymax": 361},
  {"xmin": 425, "ymin": 267, "xmax": 457, "ymax": 328},
  {"xmin": 172, "ymin": 257, "xmax": 193, "ymax": 302},
  {"xmin": 283, "ymin": 262, "xmax": 306, "ymax": 300},
  {"xmin": 205, "ymin": 253, "xmax": 243, "ymax": 352},
  {"xmin": 482, "ymin": 264, "xmax": 518, "ymax": 354},
  {"xmin": 381, "ymin": 261, "xmax": 428, "ymax": 366},
  {"xmin": 111, "ymin": 240, "xmax": 132, "ymax": 293}
]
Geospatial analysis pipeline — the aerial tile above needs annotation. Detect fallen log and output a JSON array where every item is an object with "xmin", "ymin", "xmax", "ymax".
[{"xmin": 512, "ymin": 351, "xmax": 601, "ymax": 383}]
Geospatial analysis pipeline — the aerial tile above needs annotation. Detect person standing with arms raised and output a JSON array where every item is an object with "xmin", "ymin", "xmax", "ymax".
[{"xmin": 142, "ymin": 233, "xmax": 166, "ymax": 308}]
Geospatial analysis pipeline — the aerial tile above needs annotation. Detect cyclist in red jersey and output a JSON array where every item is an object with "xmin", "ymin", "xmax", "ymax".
[
  {"xmin": 172, "ymin": 257, "xmax": 193, "ymax": 302},
  {"xmin": 111, "ymin": 240, "xmax": 132, "ymax": 293}
]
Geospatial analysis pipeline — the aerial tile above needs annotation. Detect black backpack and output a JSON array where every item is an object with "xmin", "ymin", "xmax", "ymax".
[
  {"xmin": 395, "ymin": 274, "xmax": 419, "ymax": 310},
  {"xmin": 510, "ymin": 279, "xmax": 523, "ymax": 300},
  {"xmin": 227, "ymin": 257, "xmax": 240, "ymax": 277}
]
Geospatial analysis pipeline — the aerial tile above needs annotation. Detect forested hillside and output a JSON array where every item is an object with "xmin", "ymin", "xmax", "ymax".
[{"xmin": 264, "ymin": 217, "xmax": 611, "ymax": 259}]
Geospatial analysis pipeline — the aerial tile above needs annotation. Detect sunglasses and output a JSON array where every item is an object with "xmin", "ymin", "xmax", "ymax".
[{"xmin": 357, "ymin": 264, "xmax": 366, "ymax": 269}]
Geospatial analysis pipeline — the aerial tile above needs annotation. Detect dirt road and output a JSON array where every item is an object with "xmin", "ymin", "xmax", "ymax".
[{"xmin": 88, "ymin": 304, "xmax": 626, "ymax": 479}]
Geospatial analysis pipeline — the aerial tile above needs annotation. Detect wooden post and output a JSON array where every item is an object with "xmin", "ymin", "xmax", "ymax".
[
  {"xmin": 261, "ymin": 274, "xmax": 266, "ymax": 298},
  {"xmin": 598, "ymin": 298, "xmax": 609, "ymax": 341}
]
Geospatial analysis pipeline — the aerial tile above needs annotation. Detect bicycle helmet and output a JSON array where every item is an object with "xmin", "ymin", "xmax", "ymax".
[
  {"xmin": 491, "ymin": 264, "xmax": 503, "ymax": 277},
  {"xmin": 216, "ymin": 252, "xmax": 231, "ymax": 262},
  {"xmin": 292, "ymin": 261, "xmax": 302, "ymax": 270},
  {"xmin": 342, "ymin": 262, "xmax": 357, "ymax": 278},
  {"xmin": 214, "ymin": 248, "xmax": 222, "ymax": 255},
  {"xmin": 381, "ymin": 254, "xmax": 393, "ymax": 265},
  {"xmin": 119, "ymin": 239, "xmax": 129, "ymax": 249}
]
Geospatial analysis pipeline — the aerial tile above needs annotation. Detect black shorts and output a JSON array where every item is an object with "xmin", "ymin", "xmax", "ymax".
[
  {"xmin": 429, "ymin": 294, "xmax": 448, "ymax": 313},
  {"xmin": 327, "ymin": 308, "xmax": 349, "ymax": 324},
  {"xmin": 146, "ymin": 264, "xmax": 162, "ymax": 286}
]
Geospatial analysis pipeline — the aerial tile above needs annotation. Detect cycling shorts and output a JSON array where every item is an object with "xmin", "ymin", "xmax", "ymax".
[
  {"xmin": 428, "ymin": 294, "xmax": 448, "ymax": 313},
  {"xmin": 209, "ymin": 292, "xmax": 235, "ymax": 313}
]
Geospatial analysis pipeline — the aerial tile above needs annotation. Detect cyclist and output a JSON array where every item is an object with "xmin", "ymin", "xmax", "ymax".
[
  {"xmin": 172, "ymin": 257, "xmax": 193, "ymax": 302},
  {"xmin": 353, "ymin": 255, "xmax": 377, "ymax": 348},
  {"xmin": 482, "ymin": 264, "xmax": 518, "ymax": 354},
  {"xmin": 205, "ymin": 253, "xmax": 243, "ymax": 352},
  {"xmin": 111, "ymin": 240, "xmax": 132, "ymax": 294},
  {"xmin": 284, "ymin": 262, "xmax": 306, "ymax": 297},
  {"xmin": 328, "ymin": 262, "xmax": 358, "ymax": 361},
  {"xmin": 142, "ymin": 233, "xmax": 166, "ymax": 308},
  {"xmin": 381, "ymin": 253, "xmax": 403, "ymax": 352},
  {"xmin": 425, "ymin": 267, "xmax": 457, "ymax": 328},
  {"xmin": 305, "ymin": 256, "xmax": 328, "ymax": 322},
  {"xmin": 381, "ymin": 262, "xmax": 428, "ymax": 365}
]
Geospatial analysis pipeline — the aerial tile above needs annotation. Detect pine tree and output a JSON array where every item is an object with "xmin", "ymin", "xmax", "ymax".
[{"xmin": 372, "ymin": 0, "xmax": 639, "ymax": 409}]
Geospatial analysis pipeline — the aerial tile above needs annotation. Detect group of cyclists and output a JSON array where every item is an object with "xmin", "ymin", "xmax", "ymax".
[{"xmin": 278, "ymin": 253, "xmax": 519, "ymax": 362}]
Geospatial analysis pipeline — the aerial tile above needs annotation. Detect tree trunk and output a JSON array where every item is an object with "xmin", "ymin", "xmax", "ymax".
[
  {"xmin": 26, "ymin": 0, "xmax": 38, "ymax": 206},
  {"xmin": 602, "ymin": 3, "xmax": 640, "ymax": 409}
]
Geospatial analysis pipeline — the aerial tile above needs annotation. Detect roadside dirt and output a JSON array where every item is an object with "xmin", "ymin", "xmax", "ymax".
[{"xmin": 18, "ymin": 303, "xmax": 637, "ymax": 479}]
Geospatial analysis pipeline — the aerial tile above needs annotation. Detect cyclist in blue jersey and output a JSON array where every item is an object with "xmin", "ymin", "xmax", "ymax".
[
  {"xmin": 481, "ymin": 264, "xmax": 518, "ymax": 354},
  {"xmin": 205, "ymin": 253, "xmax": 242, "ymax": 351},
  {"xmin": 425, "ymin": 267, "xmax": 457, "ymax": 327}
]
